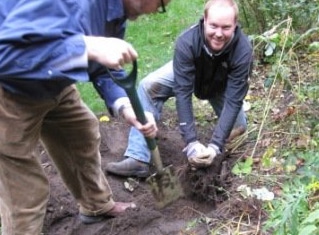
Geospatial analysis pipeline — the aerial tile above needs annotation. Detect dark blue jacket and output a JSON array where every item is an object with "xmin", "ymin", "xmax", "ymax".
[{"xmin": 0, "ymin": 0, "xmax": 127, "ymax": 111}]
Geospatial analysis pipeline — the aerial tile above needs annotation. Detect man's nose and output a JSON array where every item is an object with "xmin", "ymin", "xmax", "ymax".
[{"xmin": 214, "ymin": 27, "xmax": 223, "ymax": 37}]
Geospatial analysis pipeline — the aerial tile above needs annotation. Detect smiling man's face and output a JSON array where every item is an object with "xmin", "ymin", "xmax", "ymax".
[{"xmin": 203, "ymin": 3, "xmax": 236, "ymax": 52}]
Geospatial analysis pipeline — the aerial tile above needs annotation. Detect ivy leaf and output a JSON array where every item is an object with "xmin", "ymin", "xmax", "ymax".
[
  {"xmin": 308, "ymin": 41, "xmax": 319, "ymax": 52},
  {"xmin": 301, "ymin": 210, "xmax": 319, "ymax": 224},
  {"xmin": 264, "ymin": 42, "xmax": 276, "ymax": 56},
  {"xmin": 232, "ymin": 157, "xmax": 253, "ymax": 176},
  {"xmin": 298, "ymin": 225, "xmax": 317, "ymax": 235}
]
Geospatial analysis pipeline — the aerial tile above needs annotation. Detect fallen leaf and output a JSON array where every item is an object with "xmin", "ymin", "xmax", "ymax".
[{"xmin": 99, "ymin": 115, "xmax": 110, "ymax": 122}]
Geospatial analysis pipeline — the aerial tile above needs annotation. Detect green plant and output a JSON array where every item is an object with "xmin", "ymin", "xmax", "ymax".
[
  {"xmin": 263, "ymin": 178, "xmax": 309, "ymax": 235},
  {"xmin": 299, "ymin": 206, "xmax": 319, "ymax": 235},
  {"xmin": 263, "ymin": 151, "xmax": 319, "ymax": 234},
  {"xmin": 239, "ymin": 0, "xmax": 319, "ymax": 34},
  {"xmin": 232, "ymin": 156, "xmax": 253, "ymax": 176}
]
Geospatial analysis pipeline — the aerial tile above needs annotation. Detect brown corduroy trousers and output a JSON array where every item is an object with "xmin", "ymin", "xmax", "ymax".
[{"xmin": 0, "ymin": 85, "xmax": 115, "ymax": 235}]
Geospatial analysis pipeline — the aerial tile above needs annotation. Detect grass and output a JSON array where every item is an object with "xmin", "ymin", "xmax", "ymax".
[
  {"xmin": 125, "ymin": 0, "xmax": 205, "ymax": 78},
  {"xmin": 77, "ymin": 0, "xmax": 205, "ymax": 114}
]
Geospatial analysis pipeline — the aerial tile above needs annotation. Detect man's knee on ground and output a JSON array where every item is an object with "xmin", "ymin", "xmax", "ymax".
[{"xmin": 227, "ymin": 125, "xmax": 246, "ymax": 143}]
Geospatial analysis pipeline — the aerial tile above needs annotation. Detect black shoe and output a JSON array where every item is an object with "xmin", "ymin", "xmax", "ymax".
[{"xmin": 105, "ymin": 158, "xmax": 149, "ymax": 178}]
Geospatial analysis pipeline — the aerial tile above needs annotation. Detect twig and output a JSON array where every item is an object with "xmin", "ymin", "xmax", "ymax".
[{"xmin": 251, "ymin": 18, "xmax": 293, "ymax": 158}]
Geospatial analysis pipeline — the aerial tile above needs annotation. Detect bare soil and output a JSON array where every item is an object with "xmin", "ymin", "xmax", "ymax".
[{"xmin": 40, "ymin": 107, "xmax": 265, "ymax": 235}]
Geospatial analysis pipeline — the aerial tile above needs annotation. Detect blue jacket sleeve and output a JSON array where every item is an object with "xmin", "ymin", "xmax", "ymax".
[
  {"xmin": 92, "ymin": 69, "xmax": 127, "ymax": 115},
  {"xmin": 91, "ymin": 7, "xmax": 128, "ymax": 113},
  {"xmin": 0, "ymin": 0, "xmax": 89, "ymax": 81}
]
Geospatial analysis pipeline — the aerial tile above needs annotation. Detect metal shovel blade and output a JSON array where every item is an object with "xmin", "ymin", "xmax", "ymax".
[
  {"xmin": 146, "ymin": 166, "xmax": 184, "ymax": 208},
  {"xmin": 146, "ymin": 147, "xmax": 184, "ymax": 209}
]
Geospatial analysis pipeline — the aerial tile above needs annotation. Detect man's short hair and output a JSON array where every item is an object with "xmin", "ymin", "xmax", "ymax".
[{"xmin": 204, "ymin": 0, "xmax": 239, "ymax": 22}]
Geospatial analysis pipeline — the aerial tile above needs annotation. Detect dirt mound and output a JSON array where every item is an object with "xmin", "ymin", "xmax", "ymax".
[{"xmin": 41, "ymin": 111, "xmax": 260, "ymax": 235}]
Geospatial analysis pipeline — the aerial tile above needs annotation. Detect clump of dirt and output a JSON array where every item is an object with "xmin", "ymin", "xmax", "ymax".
[{"xmin": 178, "ymin": 152, "xmax": 231, "ymax": 206}]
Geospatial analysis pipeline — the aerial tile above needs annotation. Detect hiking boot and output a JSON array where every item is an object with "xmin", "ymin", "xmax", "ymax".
[
  {"xmin": 105, "ymin": 158, "xmax": 149, "ymax": 178},
  {"xmin": 80, "ymin": 202, "xmax": 136, "ymax": 224}
]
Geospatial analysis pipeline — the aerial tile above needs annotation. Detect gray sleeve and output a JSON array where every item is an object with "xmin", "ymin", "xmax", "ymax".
[
  {"xmin": 173, "ymin": 36, "xmax": 198, "ymax": 145},
  {"xmin": 211, "ymin": 41, "xmax": 252, "ymax": 149}
]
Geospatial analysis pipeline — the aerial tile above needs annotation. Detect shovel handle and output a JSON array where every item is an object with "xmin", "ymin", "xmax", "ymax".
[{"xmin": 106, "ymin": 61, "xmax": 156, "ymax": 151}]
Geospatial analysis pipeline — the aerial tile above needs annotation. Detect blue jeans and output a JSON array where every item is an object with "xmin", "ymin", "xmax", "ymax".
[{"xmin": 124, "ymin": 60, "xmax": 247, "ymax": 163}]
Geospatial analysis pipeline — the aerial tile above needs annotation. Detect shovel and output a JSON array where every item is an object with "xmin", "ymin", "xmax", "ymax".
[{"xmin": 106, "ymin": 61, "xmax": 184, "ymax": 208}]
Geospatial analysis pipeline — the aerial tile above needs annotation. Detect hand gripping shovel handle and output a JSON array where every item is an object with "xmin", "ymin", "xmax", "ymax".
[
  {"xmin": 106, "ymin": 61, "xmax": 164, "ymax": 171},
  {"xmin": 107, "ymin": 62, "xmax": 184, "ymax": 208}
]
